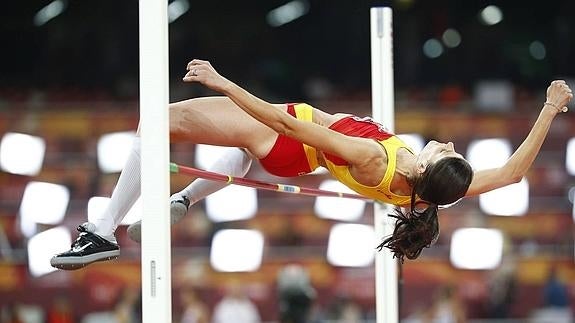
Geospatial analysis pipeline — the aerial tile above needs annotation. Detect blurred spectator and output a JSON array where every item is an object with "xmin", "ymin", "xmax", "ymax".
[
  {"xmin": 179, "ymin": 287, "xmax": 210, "ymax": 323},
  {"xmin": 337, "ymin": 300, "xmax": 362, "ymax": 323},
  {"xmin": 402, "ymin": 303, "xmax": 427, "ymax": 323},
  {"xmin": 113, "ymin": 287, "xmax": 141, "ymax": 323},
  {"xmin": 324, "ymin": 295, "xmax": 364, "ymax": 323},
  {"xmin": 1, "ymin": 303, "xmax": 23, "ymax": 323},
  {"xmin": 277, "ymin": 264, "xmax": 316, "ymax": 323},
  {"xmin": 542, "ymin": 266, "xmax": 570, "ymax": 308},
  {"xmin": 421, "ymin": 285, "xmax": 466, "ymax": 323},
  {"xmin": 212, "ymin": 280, "xmax": 261, "ymax": 323},
  {"xmin": 486, "ymin": 256, "xmax": 517, "ymax": 319},
  {"xmin": 46, "ymin": 297, "xmax": 74, "ymax": 323},
  {"xmin": 528, "ymin": 265, "xmax": 574, "ymax": 323},
  {"xmin": 0, "ymin": 304, "xmax": 44, "ymax": 323}
]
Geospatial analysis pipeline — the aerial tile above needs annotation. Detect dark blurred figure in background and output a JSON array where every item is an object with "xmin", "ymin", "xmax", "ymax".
[
  {"xmin": 0, "ymin": 303, "xmax": 23, "ymax": 323},
  {"xmin": 277, "ymin": 264, "xmax": 317, "ymax": 323},
  {"xmin": 486, "ymin": 257, "xmax": 517, "ymax": 319},
  {"xmin": 542, "ymin": 266, "xmax": 570, "ymax": 308},
  {"xmin": 324, "ymin": 294, "xmax": 364, "ymax": 323},
  {"xmin": 529, "ymin": 266, "xmax": 573, "ymax": 323}
]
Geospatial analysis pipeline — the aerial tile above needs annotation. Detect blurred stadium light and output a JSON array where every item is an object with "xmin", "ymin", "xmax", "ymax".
[
  {"xmin": 466, "ymin": 138, "xmax": 511, "ymax": 170},
  {"xmin": 27, "ymin": 227, "xmax": 71, "ymax": 277},
  {"xmin": 450, "ymin": 228, "xmax": 503, "ymax": 270},
  {"xmin": 206, "ymin": 185, "xmax": 258, "ymax": 222},
  {"xmin": 19, "ymin": 181, "xmax": 70, "ymax": 237},
  {"xmin": 210, "ymin": 229, "xmax": 264, "ymax": 272},
  {"xmin": 397, "ymin": 133, "xmax": 425, "ymax": 154},
  {"xmin": 33, "ymin": 0, "xmax": 67, "ymax": 26},
  {"xmin": 0, "ymin": 132, "xmax": 46, "ymax": 176},
  {"xmin": 479, "ymin": 178, "xmax": 529, "ymax": 216},
  {"xmin": 327, "ymin": 223, "xmax": 375, "ymax": 267},
  {"xmin": 479, "ymin": 5, "xmax": 503, "ymax": 26},
  {"xmin": 88, "ymin": 196, "xmax": 142, "ymax": 226},
  {"xmin": 97, "ymin": 131, "xmax": 136, "ymax": 173},
  {"xmin": 266, "ymin": 0, "xmax": 309, "ymax": 27},
  {"xmin": 314, "ymin": 180, "xmax": 366, "ymax": 222},
  {"xmin": 565, "ymin": 137, "xmax": 575, "ymax": 175}
]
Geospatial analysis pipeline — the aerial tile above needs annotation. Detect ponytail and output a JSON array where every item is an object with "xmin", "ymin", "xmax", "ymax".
[
  {"xmin": 376, "ymin": 186, "xmax": 440, "ymax": 263},
  {"xmin": 376, "ymin": 156, "xmax": 472, "ymax": 262}
]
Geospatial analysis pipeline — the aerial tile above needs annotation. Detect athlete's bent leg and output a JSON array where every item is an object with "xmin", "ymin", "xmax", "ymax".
[
  {"xmin": 126, "ymin": 147, "xmax": 253, "ymax": 242},
  {"xmin": 51, "ymin": 97, "xmax": 280, "ymax": 269}
]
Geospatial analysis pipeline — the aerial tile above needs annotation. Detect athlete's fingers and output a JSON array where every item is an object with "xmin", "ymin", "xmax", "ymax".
[
  {"xmin": 183, "ymin": 69, "xmax": 198, "ymax": 81},
  {"xmin": 187, "ymin": 59, "xmax": 210, "ymax": 70}
]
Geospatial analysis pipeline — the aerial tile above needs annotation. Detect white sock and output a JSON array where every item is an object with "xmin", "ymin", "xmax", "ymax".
[
  {"xmin": 173, "ymin": 148, "xmax": 253, "ymax": 204},
  {"xmin": 93, "ymin": 137, "xmax": 141, "ymax": 241}
]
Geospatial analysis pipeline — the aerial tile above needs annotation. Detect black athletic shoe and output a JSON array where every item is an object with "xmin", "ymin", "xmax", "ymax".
[
  {"xmin": 126, "ymin": 195, "xmax": 191, "ymax": 243},
  {"xmin": 50, "ymin": 222, "xmax": 120, "ymax": 270}
]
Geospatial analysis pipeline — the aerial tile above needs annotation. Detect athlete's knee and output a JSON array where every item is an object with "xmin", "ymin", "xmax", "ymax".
[{"xmin": 167, "ymin": 104, "xmax": 189, "ymax": 142}]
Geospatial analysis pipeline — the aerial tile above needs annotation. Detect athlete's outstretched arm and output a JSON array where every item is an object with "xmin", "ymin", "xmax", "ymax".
[
  {"xmin": 182, "ymin": 59, "xmax": 383, "ymax": 167},
  {"xmin": 466, "ymin": 80, "xmax": 573, "ymax": 196}
]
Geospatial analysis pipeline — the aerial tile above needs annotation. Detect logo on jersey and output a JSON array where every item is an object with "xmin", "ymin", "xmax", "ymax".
[
  {"xmin": 351, "ymin": 116, "xmax": 389, "ymax": 133},
  {"xmin": 376, "ymin": 189, "xmax": 393, "ymax": 200}
]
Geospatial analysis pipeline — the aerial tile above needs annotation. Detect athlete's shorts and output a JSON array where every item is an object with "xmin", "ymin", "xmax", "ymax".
[
  {"xmin": 258, "ymin": 103, "xmax": 316, "ymax": 177},
  {"xmin": 258, "ymin": 103, "xmax": 393, "ymax": 177}
]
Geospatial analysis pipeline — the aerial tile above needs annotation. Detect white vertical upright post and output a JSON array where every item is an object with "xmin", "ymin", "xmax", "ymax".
[
  {"xmin": 139, "ymin": 0, "xmax": 171, "ymax": 322},
  {"xmin": 370, "ymin": 7, "xmax": 398, "ymax": 323}
]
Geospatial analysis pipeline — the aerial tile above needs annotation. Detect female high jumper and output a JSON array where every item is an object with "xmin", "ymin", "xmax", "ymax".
[{"xmin": 51, "ymin": 59, "xmax": 573, "ymax": 269}]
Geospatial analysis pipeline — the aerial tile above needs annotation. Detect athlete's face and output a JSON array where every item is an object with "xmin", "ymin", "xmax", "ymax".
[{"xmin": 416, "ymin": 140, "xmax": 464, "ymax": 173}]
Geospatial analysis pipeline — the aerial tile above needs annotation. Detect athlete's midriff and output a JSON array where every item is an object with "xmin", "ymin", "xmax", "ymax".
[{"xmin": 258, "ymin": 104, "xmax": 393, "ymax": 177}]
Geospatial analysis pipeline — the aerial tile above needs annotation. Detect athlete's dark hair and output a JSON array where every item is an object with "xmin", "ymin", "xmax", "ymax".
[{"xmin": 377, "ymin": 157, "xmax": 473, "ymax": 262}]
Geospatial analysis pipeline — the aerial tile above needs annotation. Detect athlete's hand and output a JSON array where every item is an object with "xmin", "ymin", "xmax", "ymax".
[
  {"xmin": 545, "ymin": 80, "xmax": 573, "ymax": 114},
  {"xmin": 183, "ymin": 59, "xmax": 233, "ymax": 93}
]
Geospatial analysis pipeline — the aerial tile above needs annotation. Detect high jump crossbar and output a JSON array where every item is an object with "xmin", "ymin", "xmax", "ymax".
[{"xmin": 171, "ymin": 162, "xmax": 373, "ymax": 201}]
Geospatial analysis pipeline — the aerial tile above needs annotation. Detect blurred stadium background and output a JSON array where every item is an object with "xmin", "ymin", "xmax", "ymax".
[{"xmin": 1, "ymin": 0, "xmax": 575, "ymax": 322}]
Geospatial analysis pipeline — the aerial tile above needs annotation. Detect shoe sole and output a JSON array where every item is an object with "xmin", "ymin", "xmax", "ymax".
[
  {"xmin": 50, "ymin": 250, "xmax": 120, "ymax": 270},
  {"xmin": 126, "ymin": 202, "xmax": 188, "ymax": 243}
]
